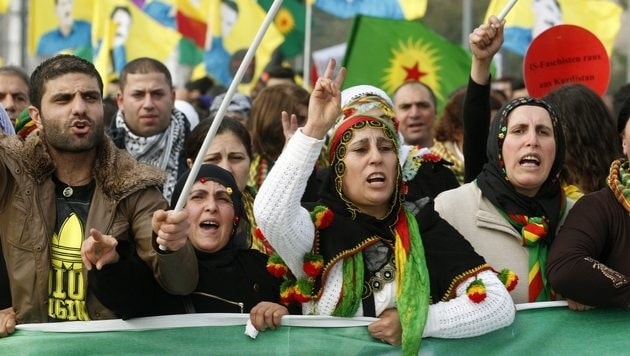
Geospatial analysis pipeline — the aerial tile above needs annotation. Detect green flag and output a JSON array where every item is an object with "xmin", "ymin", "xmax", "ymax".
[
  {"xmin": 343, "ymin": 16, "xmax": 472, "ymax": 113},
  {"xmin": 258, "ymin": 0, "xmax": 306, "ymax": 58}
]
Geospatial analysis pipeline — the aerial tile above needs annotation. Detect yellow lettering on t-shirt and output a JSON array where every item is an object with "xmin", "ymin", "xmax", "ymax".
[{"xmin": 48, "ymin": 212, "xmax": 90, "ymax": 321}]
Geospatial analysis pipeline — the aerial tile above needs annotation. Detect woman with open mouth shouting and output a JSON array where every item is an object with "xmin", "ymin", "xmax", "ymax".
[{"xmin": 254, "ymin": 59, "xmax": 515, "ymax": 355}]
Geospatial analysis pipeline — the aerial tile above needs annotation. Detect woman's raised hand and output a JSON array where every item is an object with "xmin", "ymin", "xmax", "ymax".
[
  {"xmin": 469, "ymin": 15, "xmax": 505, "ymax": 83},
  {"xmin": 281, "ymin": 111, "xmax": 299, "ymax": 145},
  {"xmin": 469, "ymin": 15, "xmax": 505, "ymax": 62},
  {"xmin": 303, "ymin": 58, "xmax": 346, "ymax": 140}
]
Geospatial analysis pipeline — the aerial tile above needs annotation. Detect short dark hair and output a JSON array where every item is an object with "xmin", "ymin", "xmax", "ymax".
[
  {"xmin": 185, "ymin": 76, "xmax": 214, "ymax": 93},
  {"xmin": 29, "ymin": 54, "xmax": 103, "ymax": 110},
  {"xmin": 119, "ymin": 57, "xmax": 173, "ymax": 91},
  {"xmin": 0, "ymin": 65, "xmax": 30, "ymax": 88},
  {"xmin": 264, "ymin": 66, "xmax": 296, "ymax": 81},
  {"xmin": 393, "ymin": 80, "xmax": 437, "ymax": 109},
  {"xmin": 222, "ymin": 0, "xmax": 238, "ymax": 13},
  {"xmin": 186, "ymin": 117, "xmax": 253, "ymax": 161},
  {"xmin": 110, "ymin": 5, "xmax": 131, "ymax": 19}
]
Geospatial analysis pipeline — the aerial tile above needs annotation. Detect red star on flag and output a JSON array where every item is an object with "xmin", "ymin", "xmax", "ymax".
[{"xmin": 403, "ymin": 62, "xmax": 427, "ymax": 81}]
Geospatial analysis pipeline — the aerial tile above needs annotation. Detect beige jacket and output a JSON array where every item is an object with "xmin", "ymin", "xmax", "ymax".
[
  {"xmin": 0, "ymin": 131, "xmax": 198, "ymax": 323},
  {"xmin": 434, "ymin": 182, "xmax": 573, "ymax": 304}
]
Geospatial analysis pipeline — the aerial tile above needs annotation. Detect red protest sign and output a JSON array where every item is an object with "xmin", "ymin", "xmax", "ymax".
[{"xmin": 523, "ymin": 24, "xmax": 610, "ymax": 98}]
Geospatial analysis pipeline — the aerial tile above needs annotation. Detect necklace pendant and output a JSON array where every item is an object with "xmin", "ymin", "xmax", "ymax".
[{"xmin": 62, "ymin": 186, "xmax": 73, "ymax": 198}]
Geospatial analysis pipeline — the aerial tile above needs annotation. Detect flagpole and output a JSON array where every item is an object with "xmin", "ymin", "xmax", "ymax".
[
  {"xmin": 492, "ymin": 0, "xmax": 519, "ymax": 80},
  {"xmin": 462, "ymin": 0, "xmax": 472, "ymax": 48},
  {"xmin": 497, "ymin": 0, "xmax": 518, "ymax": 21},
  {"xmin": 302, "ymin": 1, "xmax": 313, "ymax": 89},
  {"xmin": 159, "ymin": 0, "xmax": 285, "ymax": 250},
  {"xmin": 174, "ymin": 0, "xmax": 284, "ymax": 212}
]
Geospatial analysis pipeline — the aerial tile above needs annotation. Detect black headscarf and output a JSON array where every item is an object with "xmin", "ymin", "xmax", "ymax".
[
  {"xmin": 476, "ymin": 97, "xmax": 567, "ymax": 244},
  {"xmin": 170, "ymin": 164, "xmax": 245, "ymax": 249}
]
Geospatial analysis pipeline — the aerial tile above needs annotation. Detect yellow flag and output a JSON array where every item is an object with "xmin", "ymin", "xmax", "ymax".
[
  {"xmin": 92, "ymin": 0, "xmax": 181, "ymax": 86},
  {"xmin": 28, "ymin": 0, "xmax": 94, "ymax": 58},
  {"xmin": 561, "ymin": 0, "xmax": 622, "ymax": 56},
  {"xmin": 0, "ymin": 0, "xmax": 9, "ymax": 14},
  {"xmin": 92, "ymin": 10, "xmax": 115, "ymax": 89},
  {"xmin": 203, "ymin": 0, "xmax": 284, "ymax": 94},
  {"xmin": 485, "ymin": 0, "xmax": 622, "ymax": 56},
  {"xmin": 398, "ymin": 0, "xmax": 427, "ymax": 19}
]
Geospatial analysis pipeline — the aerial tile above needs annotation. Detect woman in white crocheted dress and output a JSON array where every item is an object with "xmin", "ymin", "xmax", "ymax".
[{"xmin": 253, "ymin": 60, "xmax": 515, "ymax": 354}]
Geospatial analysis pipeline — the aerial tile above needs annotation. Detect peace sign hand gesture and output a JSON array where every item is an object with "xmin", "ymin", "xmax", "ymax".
[{"xmin": 303, "ymin": 58, "xmax": 346, "ymax": 140}]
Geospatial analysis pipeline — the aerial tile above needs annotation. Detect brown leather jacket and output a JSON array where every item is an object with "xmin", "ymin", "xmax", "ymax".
[{"xmin": 0, "ymin": 131, "xmax": 198, "ymax": 324}]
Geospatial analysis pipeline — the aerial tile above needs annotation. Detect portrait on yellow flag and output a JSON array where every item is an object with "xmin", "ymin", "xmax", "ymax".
[{"xmin": 28, "ymin": 0, "xmax": 94, "ymax": 59}]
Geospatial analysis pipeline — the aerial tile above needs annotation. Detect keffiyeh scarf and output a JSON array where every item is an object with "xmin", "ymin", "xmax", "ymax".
[{"xmin": 115, "ymin": 109, "xmax": 187, "ymax": 200}]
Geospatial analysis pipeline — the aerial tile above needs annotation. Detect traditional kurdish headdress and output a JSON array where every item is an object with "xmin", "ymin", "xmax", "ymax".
[
  {"xmin": 328, "ymin": 85, "xmax": 400, "ymax": 218},
  {"xmin": 337, "ymin": 85, "xmax": 448, "ymax": 185},
  {"xmin": 476, "ymin": 97, "xmax": 567, "ymax": 302},
  {"xmin": 326, "ymin": 85, "xmax": 398, "ymax": 155},
  {"xmin": 340, "ymin": 84, "xmax": 394, "ymax": 108}
]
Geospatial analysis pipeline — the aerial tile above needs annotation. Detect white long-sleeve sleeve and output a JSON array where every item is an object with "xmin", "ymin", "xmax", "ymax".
[
  {"xmin": 254, "ymin": 131, "xmax": 516, "ymax": 335},
  {"xmin": 422, "ymin": 270, "xmax": 515, "ymax": 338},
  {"xmin": 253, "ymin": 129, "xmax": 324, "ymax": 278}
]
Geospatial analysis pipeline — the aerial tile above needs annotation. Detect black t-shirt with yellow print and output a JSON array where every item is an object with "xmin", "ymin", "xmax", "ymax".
[{"xmin": 49, "ymin": 176, "xmax": 95, "ymax": 322}]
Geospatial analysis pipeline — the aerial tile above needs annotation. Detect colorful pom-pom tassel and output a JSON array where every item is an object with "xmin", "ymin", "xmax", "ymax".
[
  {"xmin": 280, "ymin": 279, "xmax": 296, "ymax": 305},
  {"xmin": 267, "ymin": 253, "xmax": 289, "ymax": 278},
  {"xmin": 303, "ymin": 252, "xmax": 324, "ymax": 278},
  {"xmin": 466, "ymin": 278, "xmax": 487, "ymax": 303},
  {"xmin": 422, "ymin": 152, "xmax": 442, "ymax": 163},
  {"xmin": 498, "ymin": 269, "xmax": 519, "ymax": 292},
  {"xmin": 310, "ymin": 206, "xmax": 334, "ymax": 229},
  {"xmin": 294, "ymin": 278, "xmax": 314, "ymax": 303}
]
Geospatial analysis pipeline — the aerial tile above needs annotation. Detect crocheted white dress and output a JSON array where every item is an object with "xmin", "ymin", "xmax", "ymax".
[{"xmin": 254, "ymin": 129, "xmax": 515, "ymax": 338}]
